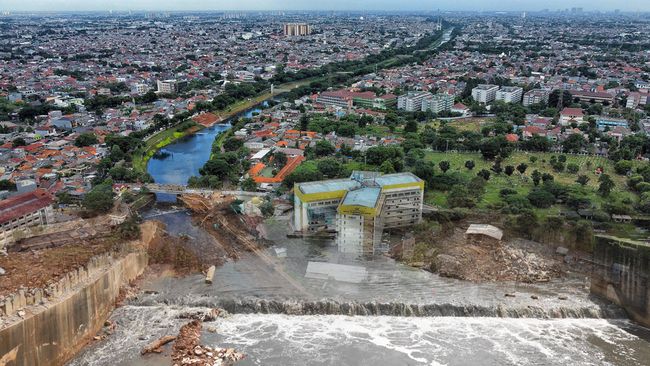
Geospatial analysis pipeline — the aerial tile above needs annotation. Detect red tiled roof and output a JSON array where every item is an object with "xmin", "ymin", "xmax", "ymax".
[
  {"xmin": 561, "ymin": 108, "xmax": 584, "ymax": 116},
  {"xmin": 192, "ymin": 112, "xmax": 220, "ymax": 127},
  {"xmin": 0, "ymin": 189, "xmax": 53, "ymax": 224}
]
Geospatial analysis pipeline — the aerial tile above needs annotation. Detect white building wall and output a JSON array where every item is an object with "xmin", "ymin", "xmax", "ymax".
[{"xmin": 336, "ymin": 214, "xmax": 365, "ymax": 254}]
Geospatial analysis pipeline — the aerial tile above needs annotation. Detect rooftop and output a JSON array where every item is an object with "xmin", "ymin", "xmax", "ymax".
[
  {"xmin": 298, "ymin": 178, "xmax": 360, "ymax": 195},
  {"xmin": 466, "ymin": 224, "xmax": 504, "ymax": 241},
  {"xmin": 375, "ymin": 172, "xmax": 421, "ymax": 187},
  {"xmin": 0, "ymin": 189, "xmax": 53, "ymax": 225},
  {"xmin": 341, "ymin": 187, "xmax": 381, "ymax": 208}
]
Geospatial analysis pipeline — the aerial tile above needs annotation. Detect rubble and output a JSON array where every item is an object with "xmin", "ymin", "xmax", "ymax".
[
  {"xmin": 172, "ymin": 320, "xmax": 245, "ymax": 366},
  {"xmin": 399, "ymin": 226, "xmax": 565, "ymax": 283}
]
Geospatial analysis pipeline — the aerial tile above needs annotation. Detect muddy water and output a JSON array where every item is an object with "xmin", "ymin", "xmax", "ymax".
[
  {"xmin": 68, "ymin": 210, "xmax": 650, "ymax": 365},
  {"xmin": 69, "ymin": 99, "xmax": 650, "ymax": 365}
]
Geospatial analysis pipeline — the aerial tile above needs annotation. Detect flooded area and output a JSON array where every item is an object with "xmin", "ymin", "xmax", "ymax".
[
  {"xmin": 68, "ymin": 209, "xmax": 650, "ymax": 366},
  {"xmin": 68, "ymin": 102, "xmax": 650, "ymax": 365}
]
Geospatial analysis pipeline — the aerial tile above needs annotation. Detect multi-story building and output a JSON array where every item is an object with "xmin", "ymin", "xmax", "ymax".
[
  {"xmin": 471, "ymin": 84, "xmax": 499, "ymax": 104},
  {"xmin": 283, "ymin": 23, "xmax": 312, "ymax": 36},
  {"xmin": 627, "ymin": 92, "xmax": 648, "ymax": 109},
  {"xmin": 523, "ymin": 89, "xmax": 550, "ymax": 107},
  {"xmin": 596, "ymin": 118, "xmax": 628, "ymax": 131},
  {"xmin": 316, "ymin": 90, "xmax": 354, "ymax": 108},
  {"xmin": 294, "ymin": 171, "xmax": 424, "ymax": 255},
  {"xmin": 569, "ymin": 90, "xmax": 614, "ymax": 104},
  {"xmin": 421, "ymin": 93, "xmax": 454, "ymax": 114},
  {"xmin": 496, "ymin": 86, "xmax": 523, "ymax": 103},
  {"xmin": 397, "ymin": 91, "xmax": 430, "ymax": 112},
  {"xmin": 559, "ymin": 107, "xmax": 585, "ymax": 125},
  {"xmin": 132, "ymin": 83, "xmax": 151, "ymax": 95},
  {"xmin": 0, "ymin": 189, "xmax": 55, "ymax": 251},
  {"xmin": 317, "ymin": 90, "xmax": 396, "ymax": 110},
  {"xmin": 157, "ymin": 79, "xmax": 178, "ymax": 94}
]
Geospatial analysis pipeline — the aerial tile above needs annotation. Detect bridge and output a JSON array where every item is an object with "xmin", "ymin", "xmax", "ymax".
[{"xmin": 123, "ymin": 184, "xmax": 268, "ymax": 197}]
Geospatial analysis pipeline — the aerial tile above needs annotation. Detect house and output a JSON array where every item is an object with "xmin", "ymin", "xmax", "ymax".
[
  {"xmin": 451, "ymin": 103, "xmax": 470, "ymax": 116},
  {"xmin": 559, "ymin": 108, "xmax": 585, "ymax": 126}
]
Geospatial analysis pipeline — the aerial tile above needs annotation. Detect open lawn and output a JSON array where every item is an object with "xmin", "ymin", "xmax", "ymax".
[
  {"xmin": 427, "ymin": 117, "xmax": 491, "ymax": 133},
  {"xmin": 424, "ymin": 151, "xmax": 639, "ymax": 212}
]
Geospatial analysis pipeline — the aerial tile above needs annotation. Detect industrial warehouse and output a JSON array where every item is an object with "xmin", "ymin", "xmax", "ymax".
[{"xmin": 293, "ymin": 171, "xmax": 424, "ymax": 255}]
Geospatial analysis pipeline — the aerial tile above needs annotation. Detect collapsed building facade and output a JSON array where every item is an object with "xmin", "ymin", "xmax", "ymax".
[{"xmin": 294, "ymin": 171, "xmax": 424, "ymax": 255}]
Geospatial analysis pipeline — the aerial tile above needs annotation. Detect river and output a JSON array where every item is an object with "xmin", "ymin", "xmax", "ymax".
[{"xmin": 69, "ymin": 104, "xmax": 650, "ymax": 366}]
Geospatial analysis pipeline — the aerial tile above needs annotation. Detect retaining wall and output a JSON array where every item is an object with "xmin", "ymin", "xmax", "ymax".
[
  {"xmin": 0, "ymin": 251, "xmax": 148, "ymax": 366},
  {"xmin": 591, "ymin": 235, "xmax": 650, "ymax": 327}
]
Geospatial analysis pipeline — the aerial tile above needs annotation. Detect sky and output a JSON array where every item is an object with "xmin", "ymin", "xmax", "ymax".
[{"xmin": 2, "ymin": 0, "xmax": 649, "ymax": 12}]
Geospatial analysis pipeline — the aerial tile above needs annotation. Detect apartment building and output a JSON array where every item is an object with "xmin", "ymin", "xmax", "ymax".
[
  {"xmin": 421, "ymin": 93, "xmax": 454, "ymax": 113},
  {"xmin": 523, "ymin": 89, "xmax": 550, "ymax": 106},
  {"xmin": 156, "ymin": 79, "xmax": 178, "ymax": 93},
  {"xmin": 496, "ymin": 86, "xmax": 523, "ymax": 103},
  {"xmin": 471, "ymin": 84, "xmax": 499, "ymax": 104},
  {"xmin": 397, "ymin": 91, "xmax": 431, "ymax": 112},
  {"xmin": 283, "ymin": 23, "xmax": 312, "ymax": 36}
]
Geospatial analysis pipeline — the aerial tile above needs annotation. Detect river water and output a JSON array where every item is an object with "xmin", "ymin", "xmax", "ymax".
[{"xmin": 69, "ymin": 105, "xmax": 650, "ymax": 366}]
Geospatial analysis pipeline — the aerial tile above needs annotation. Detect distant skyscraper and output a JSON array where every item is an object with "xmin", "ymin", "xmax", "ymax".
[{"xmin": 283, "ymin": 23, "xmax": 312, "ymax": 37}]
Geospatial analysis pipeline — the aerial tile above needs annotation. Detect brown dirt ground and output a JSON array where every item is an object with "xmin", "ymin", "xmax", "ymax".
[
  {"xmin": 392, "ymin": 223, "xmax": 571, "ymax": 283},
  {"xmin": 0, "ymin": 239, "xmax": 114, "ymax": 297}
]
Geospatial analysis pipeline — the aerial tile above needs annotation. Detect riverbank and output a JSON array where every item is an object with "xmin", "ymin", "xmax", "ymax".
[{"xmin": 131, "ymin": 78, "xmax": 313, "ymax": 175}]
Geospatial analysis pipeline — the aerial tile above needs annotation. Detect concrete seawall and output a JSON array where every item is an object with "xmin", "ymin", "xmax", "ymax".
[
  {"xmin": 0, "ymin": 251, "xmax": 148, "ymax": 366},
  {"xmin": 0, "ymin": 221, "xmax": 161, "ymax": 366},
  {"xmin": 591, "ymin": 234, "xmax": 650, "ymax": 327}
]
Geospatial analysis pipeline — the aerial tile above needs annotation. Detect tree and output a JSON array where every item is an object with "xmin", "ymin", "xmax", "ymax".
[
  {"xmin": 313, "ymin": 140, "xmax": 335, "ymax": 157},
  {"xmin": 12, "ymin": 137, "xmax": 26, "ymax": 147},
  {"xmin": 82, "ymin": 182, "xmax": 114, "ymax": 214},
  {"xmin": 412, "ymin": 160, "xmax": 436, "ymax": 186},
  {"xmin": 317, "ymin": 158, "xmax": 342, "ymax": 177},
  {"xmin": 75, "ymin": 133, "xmax": 98, "ymax": 147},
  {"xmin": 504, "ymin": 165, "xmax": 515, "ymax": 176},
  {"xmin": 0, "ymin": 180, "xmax": 16, "ymax": 191},
  {"xmin": 223, "ymin": 137, "xmax": 244, "ymax": 152},
  {"xmin": 447, "ymin": 185, "xmax": 477, "ymax": 208},
  {"xmin": 598, "ymin": 174, "xmax": 615, "ymax": 197},
  {"xmin": 566, "ymin": 163, "xmax": 579, "ymax": 174},
  {"xmin": 200, "ymin": 159, "xmax": 231, "ymax": 178},
  {"xmin": 273, "ymin": 151, "xmax": 288, "ymax": 168},
  {"xmin": 562, "ymin": 134, "xmax": 588, "ymax": 153},
  {"xmin": 576, "ymin": 175, "xmax": 590, "ymax": 186},
  {"xmin": 380, "ymin": 160, "xmax": 396, "ymax": 174},
  {"xmin": 241, "ymin": 177, "xmax": 257, "ymax": 192},
  {"xmin": 614, "ymin": 160, "xmax": 633, "ymax": 175},
  {"xmin": 531, "ymin": 170, "xmax": 541, "ymax": 186},
  {"xmin": 516, "ymin": 163, "xmax": 528, "ymax": 175},
  {"xmin": 479, "ymin": 136, "xmax": 511, "ymax": 160},
  {"xmin": 477, "ymin": 169, "xmax": 491, "ymax": 181},
  {"xmin": 404, "ymin": 120, "xmax": 418, "ymax": 133},
  {"xmin": 491, "ymin": 161, "xmax": 503, "ymax": 175},
  {"xmin": 439, "ymin": 161, "xmax": 450, "ymax": 173},
  {"xmin": 527, "ymin": 188, "xmax": 556, "ymax": 208},
  {"xmin": 462, "ymin": 160, "xmax": 475, "ymax": 171},
  {"xmin": 542, "ymin": 173, "xmax": 554, "ymax": 183}
]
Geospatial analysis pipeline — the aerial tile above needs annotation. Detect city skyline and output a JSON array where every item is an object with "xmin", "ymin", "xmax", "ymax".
[{"xmin": 2, "ymin": 0, "xmax": 650, "ymax": 12}]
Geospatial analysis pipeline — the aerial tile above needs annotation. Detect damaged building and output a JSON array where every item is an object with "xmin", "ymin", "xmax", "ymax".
[{"xmin": 293, "ymin": 171, "xmax": 424, "ymax": 255}]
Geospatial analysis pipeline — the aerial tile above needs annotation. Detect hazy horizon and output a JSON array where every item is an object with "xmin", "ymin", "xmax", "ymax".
[{"xmin": 2, "ymin": 0, "xmax": 649, "ymax": 12}]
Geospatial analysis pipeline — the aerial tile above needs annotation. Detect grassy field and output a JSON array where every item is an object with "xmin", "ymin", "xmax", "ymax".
[
  {"xmin": 427, "ymin": 118, "xmax": 489, "ymax": 133},
  {"xmin": 423, "ymin": 151, "xmax": 638, "ymax": 212}
]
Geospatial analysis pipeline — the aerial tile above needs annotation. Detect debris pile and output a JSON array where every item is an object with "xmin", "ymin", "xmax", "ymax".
[
  {"xmin": 171, "ymin": 320, "xmax": 245, "ymax": 366},
  {"xmin": 401, "ymin": 226, "xmax": 566, "ymax": 283}
]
